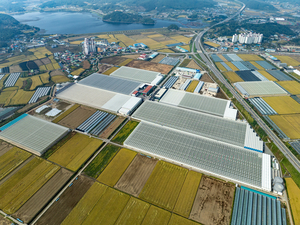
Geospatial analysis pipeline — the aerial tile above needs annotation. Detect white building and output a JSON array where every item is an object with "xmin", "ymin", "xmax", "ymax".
[
  {"xmin": 83, "ymin": 38, "xmax": 96, "ymax": 55},
  {"xmin": 237, "ymin": 32, "xmax": 263, "ymax": 44},
  {"xmin": 232, "ymin": 34, "xmax": 238, "ymax": 43}
]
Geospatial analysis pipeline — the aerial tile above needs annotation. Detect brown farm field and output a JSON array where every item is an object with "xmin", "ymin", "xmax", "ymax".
[
  {"xmin": 57, "ymin": 105, "xmax": 96, "ymax": 129},
  {"xmin": 139, "ymin": 161, "xmax": 188, "ymax": 211},
  {"xmin": 150, "ymin": 54, "xmax": 165, "ymax": 63},
  {"xmin": 36, "ymin": 175, "xmax": 94, "ymax": 225},
  {"xmin": 200, "ymin": 73, "xmax": 214, "ymax": 83},
  {"xmin": 186, "ymin": 60, "xmax": 201, "ymax": 70},
  {"xmin": 0, "ymin": 141, "xmax": 14, "ymax": 157},
  {"xmin": 98, "ymin": 64, "xmax": 113, "ymax": 73},
  {"xmin": 126, "ymin": 60, "xmax": 173, "ymax": 74},
  {"xmin": 12, "ymin": 168, "xmax": 73, "ymax": 224},
  {"xmin": 101, "ymin": 56, "xmax": 127, "ymax": 65},
  {"xmin": 115, "ymin": 154, "xmax": 158, "ymax": 197},
  {"xmin": 52, "ymin": 104, "xmax": 79, "ymax": 124},
  {"xmin": 190, "ymin": 175, "xmax": 235, "ymax": 225},
  {"xmin": 99, "ymin": 116, "xmax": 126, "ymax": 139}
]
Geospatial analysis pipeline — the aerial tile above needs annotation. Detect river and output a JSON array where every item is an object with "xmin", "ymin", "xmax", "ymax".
[{"xmin": 13, "ymin": 12, "xmax": 208, "ymax": 34}]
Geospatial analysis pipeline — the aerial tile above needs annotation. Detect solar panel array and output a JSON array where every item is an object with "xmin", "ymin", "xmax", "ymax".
[
  {"xmin": 132, "ymin": 101, "xmax": 247, "ymax": 147},
  {"xmin": 179, "ymin": 79, "xmax": 191, "ymax": 90},
  {"xmin": 28, "ymin": 87, "xmax": 51, "ymax": 104},
  {"xmin": 163, "ymin": 76, "xmax": 178, "ymax": 88},
  {"xmin": 232, "ymin": 61, "xmax": 249, "ymax": 71},
  {"xmin": 221, "ymin": 62, "xmax": 232, "ymax": 71},
  {"xmin": 267, "ymin": 70, "xmax": 293, "ymax": 81},
  {"xmin": 211, "ymin": 54, "xmax": 223, "ymax": 62},
  {"xmin": 248, "ymin": 98, "xmax": 277, "ymax": 115},
  {"xmin": 231, "ymin": 187, "xmax": 287, "ymax": 225},
  {"xmin": 263, "ymin": 116, "xmax": 289, "ymax": 139},
  {"xmin": 5, "ymin": 73, "xmax": 20, "ymax": 87},
  {"xmin": 125, "ymin": 122, "xmax": 263, "ymax": 188},
  {"xmin": 194, "ymin": 81, "xmax": 204, "ymax": 93},
  {"xmin": 79, "ymin": 73, "xmax": 140, "ymax": 95},
  {"xmin": 159, "ymin": 57, "xmax": 180, "ymax": 66},
  {"xmin": 289, "ymin": 141, "xmax": 300, "ymax": 154},
  {"xmin": 255, "ymin": 61, "xmax": 275, "ymax": 70}
]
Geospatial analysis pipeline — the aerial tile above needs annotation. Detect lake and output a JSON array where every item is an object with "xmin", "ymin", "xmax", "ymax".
[{"xmin": 13, "ymin": 12, "xmax": 208, "ymax": 34}]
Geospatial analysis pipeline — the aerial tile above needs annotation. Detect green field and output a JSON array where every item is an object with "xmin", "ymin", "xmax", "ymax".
[
  {"xmin": 139, "ymin": 161, "xmax": 188, "ymax": 211},
  {"xmin": 111, "ymin": 120, "xmax": 139, "ymax": 144},
  {"xmin": 97, "ymin": 148, "xmax": 136, "ymax": 186},
  {"xmin": 141, "ymin": 205, "xmax": 171, "ymax": 225},
  {"xmin": 84, "ymin": 144, "xmax": 120, "ymax": 178},
  {"xmin": 168, "ymin": 214, "xmax": 200, "ymax": 225}
]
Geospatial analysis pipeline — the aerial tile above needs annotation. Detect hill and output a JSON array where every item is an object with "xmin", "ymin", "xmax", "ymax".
[{"xmin": 103, "ymin": 12, "xmax": 155, "ymax": 24}]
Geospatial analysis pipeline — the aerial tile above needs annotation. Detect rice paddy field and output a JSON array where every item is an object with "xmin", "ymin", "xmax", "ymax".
[
  {"xmin": 71, "ymin": 68, "xmax": 85, "ymax": 76},
  {"xmin": 277, "ymin": 81, "xmax": 300, "ymax": 95},
  {"xmin": 285, "ymin": 178, "xmax": 300, "ymax": 225},
  {"xmin": 0, "ymin": 89, "xmax": 17, "ymax": 105},
  {"xmin": 204, "ymin": 42, "xmax": 220, "ymax": 48},
  {"xmin": 223, "ymin": 71, "xmax": 243, "ymax": 83},
  {"xmin": 111, "ymin": 120, "xmax": 139, "ymax": 144},
  {"xmin": 171, "ymin": 35, "xmax": 192, "ymax": 44},
  {"xmin": 136, "ymin": 38, "xmax": 167, "ymax": 49},
  {"xmin": 273, "ymin": 55, "xmax": 300, "ymax": 67},
  {"xmin": 8, "ymin": 90, "xmax": 34, "ymax": 106},
  {"xmin": 225, "ymin": 62, "xmax": 239, "ymax": 71},
  {"xmin": 269, "ymin": 114, "xmax": 300, "ymax": 139},
  {"xmin": 263, "ymin": 96, "xmax": 300, "ymax": 114},
  {"xmin": 51, "ymin": 75, "xmax": 70, "ymax": 83},
  {"xmin": 97, "ymin": 148, "xmax": 136, "ymax": 187},
  {"xmin": 48, "ymin": 133, "xmax": 103, "ymax": 171},
  {"xmin": 28, "ymin": 47, "xmax": 53, "ymax": 59},
  {"xmin": 250, "ymin": 61, "xmax": 265, "ymax": 70},
  {"xmin": 186, "ymin": 80, "xmax": 199, "ymax": 92},
  {"xmin": 237, "ymin": 54, "xmax": 263, "ymax": 61},
  {"xmin": 139, "ymin": 161, "xmax": 188, "ymax": 211},
  {"xmin": 39, "ymin": 73, "xmax": 50, "ymax": 84},
  {"xmin": 103, "ymin": 66, "xmax": 119, "ymax": 75},
  {"xmin": 258, "ymin": 70, "xmax": 277, "ymax": 81},
  {"xmin": 217, "ymin": 54, "xmax": 227, "ymax": 62},
  {"xmin": 118, "ymin": 58, "xmax": 133, "ymax": 67},
  {"xmin": 215, "ymin": 62, "xmax": 227, "ymax": 72}
]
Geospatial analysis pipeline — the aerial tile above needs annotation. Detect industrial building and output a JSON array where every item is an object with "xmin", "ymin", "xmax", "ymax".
[
  {"xmin": 132, "ymin": 101, "xmax": 263, "ymax": 152},
  {"xmin": 124, "ymin": 122, "xmax": 271, "ymax": 191},
  {"xmin": 160, "ymin": 89, "xmax": 237, "ymax": 120},
  {"xmin": 0, "ymin": 114, "xmax": 70, "ymax": 156},
  {"xmin": 234, "ymin": 81, "xmax": 288, "ymax": 97},
  {"xmin": 110, "ymin": 66, "xmax": 163, "ymax": 84}
]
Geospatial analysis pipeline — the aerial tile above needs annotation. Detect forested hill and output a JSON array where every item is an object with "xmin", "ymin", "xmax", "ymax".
[
  {"xmin": 241, "ymin": 0, "xmax": 278, "ymax": 12},
  {"xmin": 103, "ymin": 12, "xmax": 155, "ymax": 24}
]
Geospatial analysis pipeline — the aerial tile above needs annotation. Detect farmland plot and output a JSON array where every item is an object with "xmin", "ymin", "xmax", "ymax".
[
  {"xmin": 223, "ymin": 71, "xmax": 243, "ymax": 83},
  {"xmin": 141, "ymin": 205, "xmax": 171, "ymax": 225},
  {"xmin": 52, "ymin": 104, "xmax": 79, "ymax": 123},
  {"xmin": 139, "ymin": 161, "xmax": 188, "ymax": 211},
  {"xmin": 285, "ymin": 178, "xmax": 300, "ymax": 224},
  {"xmin": 0, "ymin": 141, "xmax": 13, "ymax": 157},
  {"xmin": 112, "ymin": 120, "xmax": 139, "ymax": 144},
  {"xmin": 237, "ymin": 54, "xmax": 263, "ymax": 61},
  {"xmin": 263, "ymin": 96, "xmax": 300, "ymax": 114},
  {"xmin": 115, "ymin": 154, "xmax": 158, "ymax": 196},
  {"xmin": 277, "ymin": 81, "xmax": 300, "ymax": 95},
  {"xmin": 99, "ymin": 116, "xmax": 126, "ymax": 139},
  {"xmin": 258, "ymin": 70, "xmax": 277, "ymax": 81},
  {"xmin": 190, "ymin": 175, "xmax": 235, "ymax": 225},
  {"xmin": 269, "ymin": 114, "xmax": 300, "ymax": 139},
  {"xmin": 168, "ymin": 214, "xmax": 200, "ymax": 225},
  {"xmin": 126, "ymin": 60, "xmax": 173, "ymax": 75}
]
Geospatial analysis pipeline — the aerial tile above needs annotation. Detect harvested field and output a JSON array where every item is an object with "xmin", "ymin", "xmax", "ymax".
[
  {"xmin": 126, "ymin": 60, "xmax": 173, "ymax": 74},
  {"xmin": 181, "ymin": 45, "xmax": 190, "ymax": 51},
  {"xmin": 0, "ymin": 158, "xmax": 60, "ymax": 214},
  {"xmin": 258, "ymin": 70, "xmax": 277, "ymax": 81},
  {"xmin": 215, "ymin": 62, "xmax": 227, "ymax": 72},
  {"xmin": 285, "ymin": 178, "xmax": 300, "ymax": 225},
  {"xmin": 173, "ymin": 171, "xmax": 202, "ymax": 218},
  {"xmin": 274, "ymin": 55, "xmax": 300, "ymax": 67},
  {"xmin": 250, "ymin": 61, "xmax": 265, "ymax": 70},
  {"xmin": 41, "ymin": 58, "xmax": 51, "ymax": 65},
  {"xmin": 189, "ymin": 175, "xmax": 235, "ymax": 225},
  {"xmin": 52, "ymin": 104, "xmax": 79, "ymax": 123},
  {"xmin": 141, "ymin": 205, "xmax": 171, "ymax": 225},
  {"xmin": 13, "ymin": 168, "xmax": 73, "ymax": 224},
  {"xmin": 118, "ymin": 58, "xmax": 132, "ymax": 67},
  {"xmin": 169, "ymin": 214, "xmax": 200, "ymax": 225},
  {"xmin": 0, "ymin": 141, "xmax": 13, "ymax": 158},
  {"xmin": 186, "ymin": 80, "xmax": 199, "ymax": 92},
  {"xmin": 159, "ymin": 40, "xmax": 178, "ymax": 45},
  {"xmin": 82, "ymin": 60, "xmax": 90, "ymax": 69},
  {"xmin": 57, "ymin": 105, "xmax": 96, "ymax": 129},
  {"xmin": 49, "ymin": 133, "xmax": 103, "ymax": 171},
  {"xmin": 171, "ymin": 35, "xmax": 192, "ymax": 44},
  {"xmin": 186, "ymin": 60, "xmax": 201, "ymax": 69},
  {"xmin": 103, "ymin": 66, "xmax": 119, "ymax": 75},
  {"xmin": 217, "ymin": 54, "xmax": 227, "ymax": 62},
  {"xmin": 157, "ymin": 48, "xmax": 174, "ymax": 53},
  {"xmin": 98, "ymin": 64, "xmax": 113, "ymax": 73},
  {"xmin": 83, "ymin": 144, "xmax": 120, "ymax": 178},
  {"xmin": 136, "ymin": 38, "xmax": 167, "ymax": 49},
  {"xmin": 115, "ymin": 154, "xmax": 158, "ymax": 197},
  {"xmin": 34, "ymin": 59, "xmax": 43, "ymax": 67},
  {"xmin": 51, "ymin": 75, "xmax": 70, "ymax": 83},
  {"xmin": 115, "ymin": 197, "xmax": 150, "ymax": 225},
  {"xmin": 50, "ymin": 70, "xmax": 64, "ymax": 76},
  {"xmin": 263, "ymin": 96, "xmax": 300, "ymax": 114},
  {"xmin": 122, "ymin": 54, "xmax": 140, "ymax": 59},
  {"xmin": 101, "ymin": 56, "xmax": 128, "ymax": 65},
  {"xmin": 112, "ymin": 120, "xmax": 139, "ymax": 144},
  {"xmin": 115, "ymin": 34, "xmax": 135, "ymax": 46},
  {"xmin": 179, "ymin": 59, "xmax": 191, "ymax": 67},
  {"xmin": 269, "ymin": 114, "xmax": 300, "ymax": 139},
  {"xmin": 36, "ymin": 175, "xmax": 94, "ymax": 225},
  {"xmin": 225, "ymin": 62, "xmax": 239, "ymax": 71},
  {"xmin": 139, "ymin": 161, "xmax": 188, "ymax": 211},
  {"xmin": 224, "ymin": 71, "xmax": 243, "ymax": 83},
  {"xmin": 204, "ymin": 42, "xmax": 220, "ymax": 48},
  {"xmin": 0, "ymin": 147, "xmax": 31, "ymax": 181},
  {"xmin": 99, "ymin": 116, "xmax": 126, "ymax": 139},
  {"xmin": 9, "ymin": 65, "xmax": 22, "ymax": 73},
  {"xmin": 97, "ymin": 148, "xmax": 136, "ymax": 186},
  {"xmin": 237, "ymin": 54, "xmax": 263, "ymax": 61},
  {"xmin": 151, "ymin": 55, "xmax": 165, "ymax": 63},
  {"xmin": 277, "ymin": 81, "xmax": 300, "ymax": 95},
  {"xmin": 200, "ymin": 73, "xmax": 214, "ymax": 83},
  {"xmin": 39, "ymin": 73, "xmax": 50, "ymax": 83}
]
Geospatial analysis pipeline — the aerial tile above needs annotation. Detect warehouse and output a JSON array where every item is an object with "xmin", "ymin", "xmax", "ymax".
[
  {"xmin": 124, "ymin": 122, "xmax": 271, "ymax": 191},
  {"xmin": 160, "ymin": 89, "xmax": 237, "ymax": 119},
  {"xmin": 0, "ymin": 114, "xmax": 70, "ymax": 156},
  {"xmin": 118, "ymin": 97, "xmax": 143, "ymax": 115},
  {"xmin": 234, "ymin": 81, "xmax": 288, "ymax": 97},
  {"xmin": 79, "ymin": 73, "xmax": 140, "ymax": 95},
  {"xmin": 132, "ymin": 101, "xmax": 263, "ymax": 151},
  {"xmin": 110, "ymin": 66, "xmax": 161, "ymax": 84}
]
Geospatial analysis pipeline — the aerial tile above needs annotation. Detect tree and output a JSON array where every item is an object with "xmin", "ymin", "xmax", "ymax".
[{"xmin": 168, "ymin": 24, "xmax": 179, "ymax": 30}]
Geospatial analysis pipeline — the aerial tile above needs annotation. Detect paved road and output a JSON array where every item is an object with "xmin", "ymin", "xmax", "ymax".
[{"xmin": 193, "ymin": 3, "xmax": 300, "ymax": 174}]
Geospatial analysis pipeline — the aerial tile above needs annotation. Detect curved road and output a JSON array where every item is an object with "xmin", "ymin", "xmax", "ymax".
[{"xmin": 193, "ymin": 3, "xmax": 300, "ymax": 173}]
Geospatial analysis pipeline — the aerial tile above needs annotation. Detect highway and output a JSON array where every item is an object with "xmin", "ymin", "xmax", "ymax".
[{"xmin": 193, "ymin": 3, "xmax": 300, "ymax": 173}]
